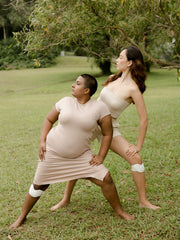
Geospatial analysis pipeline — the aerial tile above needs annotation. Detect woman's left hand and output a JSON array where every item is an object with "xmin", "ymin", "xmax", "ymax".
[
  {"xmin": 126, "ymin": 144, "xmax": 140, "ymax": 158},
  {"xmin": 89, "ymin": 155, "xmax": 104, "ymax": 166}
]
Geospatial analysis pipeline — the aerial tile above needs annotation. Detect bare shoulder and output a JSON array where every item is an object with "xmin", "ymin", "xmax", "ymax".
[
  {"xmin": 128, "ymin": 82, "xmax": 140, "ymax": 95},
  {"xmin": 128, "ymin": 82, "xmax": 144, "ymax": 105}
]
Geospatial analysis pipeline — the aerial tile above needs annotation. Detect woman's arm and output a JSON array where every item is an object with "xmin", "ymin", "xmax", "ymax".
[
  {"xmin": 89, "ymin": 115, "xmax": 113, "ymax": 166},
  {"xmin": 39, "ymin": 106, "xmax": 59, "ymax": 161},
  {"xmin": 131, "ymin": 87, "xmax": 148, "ymax": 152}
]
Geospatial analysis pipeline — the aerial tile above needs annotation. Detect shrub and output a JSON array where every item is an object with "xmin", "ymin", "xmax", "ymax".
[{"xmin": 0, "ymin": 38, "xmax": 59, "ymax": 70}]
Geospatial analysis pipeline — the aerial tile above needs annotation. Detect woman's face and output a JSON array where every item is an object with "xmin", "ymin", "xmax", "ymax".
[
  {"xmin": 116, "ymin": 49, "xmax": 131, "ymax": 72},
  {"xmin": 72, "ymin": 76, "xmax": 87, "ymax": 98}
]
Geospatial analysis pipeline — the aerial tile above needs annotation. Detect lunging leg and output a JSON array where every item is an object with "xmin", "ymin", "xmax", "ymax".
[
  {"xmin": 9, "ymin": 184, "xmax": 49, "ymax": 229},
  {"xmin": 51, "ymin": 180, "xmax": 77, "ymax": 211},
  {"xmin": 90, "ymin": 172, "xmax": 134, "ymax": 220}
]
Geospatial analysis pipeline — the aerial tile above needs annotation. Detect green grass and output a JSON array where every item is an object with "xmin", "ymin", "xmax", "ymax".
[{"xmin": 0, "ymin": 57, "xmax": 179, "ymax": 239}]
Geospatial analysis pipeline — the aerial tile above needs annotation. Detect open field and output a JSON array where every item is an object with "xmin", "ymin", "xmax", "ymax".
[{"xmin": 0, "ymin": 57, "xmax": 179, "ymax": 239}]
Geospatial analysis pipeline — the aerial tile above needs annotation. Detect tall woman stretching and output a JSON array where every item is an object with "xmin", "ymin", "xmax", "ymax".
[{"xmin": 51, "ymin": 46, "xmax": 160, "ymax": 212}]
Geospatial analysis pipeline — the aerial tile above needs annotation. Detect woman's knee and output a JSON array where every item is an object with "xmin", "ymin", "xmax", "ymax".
[
  {"xmin": 28, "ymin": 184, "xmax": 49, "ymax": 198},
  {"xmin": 33, "ymin": 184, "xmax": 49, "ymax": 191},
  {"xmin": 131, "ymin": 153, "xmax": 142, "ymax": 165},
  {"xmin": 130, "ymin": 154, "xmax": 145, "ymax": 173}
]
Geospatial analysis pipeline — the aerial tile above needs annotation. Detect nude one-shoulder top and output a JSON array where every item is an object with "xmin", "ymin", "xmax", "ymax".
[{"xmin": 98, "ymin": 87, "xmax": 130, "ymax": 119}]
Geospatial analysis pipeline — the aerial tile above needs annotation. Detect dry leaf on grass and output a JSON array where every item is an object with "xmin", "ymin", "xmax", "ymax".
[{"xmin": 8, "ymin": 235, "xmax": 13, "ymax": 240}]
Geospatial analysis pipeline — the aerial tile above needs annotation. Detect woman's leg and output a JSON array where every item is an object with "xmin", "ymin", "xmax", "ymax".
[
  {"xmin": 110, "ymin": 135, "xmax": 160, "ymax": 210},
  {"xmin": 89, "ymin": 172, "xmax": 134, "ymax": 220},
  {"xmin": 9, "ymin": 184, "xmax": 49, "ymax": 229},
  {"xmin": 51, "ymin": 180, "xmax": 77, "ymax": 211}
]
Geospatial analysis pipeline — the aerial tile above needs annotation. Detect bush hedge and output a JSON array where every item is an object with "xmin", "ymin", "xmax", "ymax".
[{"xmin": 0, "ymin": 38, "xmax": 58, "ymax": 70}]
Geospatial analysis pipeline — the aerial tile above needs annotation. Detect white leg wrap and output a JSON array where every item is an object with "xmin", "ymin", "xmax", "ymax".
[
  {"xmin": 29, "ymin": 184, "xmax": 43, "ymax": 198},
  {"xmin": 131, "ymin": 163, "xmax": 145, "ymax": 173}
]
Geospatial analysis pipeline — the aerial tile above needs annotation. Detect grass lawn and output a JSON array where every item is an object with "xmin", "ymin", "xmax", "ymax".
[{"xmin": 0, "ymin": 56, "xmax": 179, "ymax": 239}]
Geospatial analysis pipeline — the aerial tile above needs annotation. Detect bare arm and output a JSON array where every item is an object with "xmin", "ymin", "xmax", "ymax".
[
  {"xmin": 130, "ymin": 87, "xmax": 148, "ymax": 152},
  {"xmin": 89, "ymin": 115, "xmax": 113, "ymax": 166},
  {"xmin": 39, "ymin": 106, "xmax": 59, "ymax": 161}
]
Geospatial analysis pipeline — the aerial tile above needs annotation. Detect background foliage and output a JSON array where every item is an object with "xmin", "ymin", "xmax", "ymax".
[
  {"xmin": 0, "ymin": 0, "xmax": 179, "ymax": 72},
  {"xmin": 16, "ymin": 0, "xmax": 180, "ymax": 72},
  {"xmin": 0, "ymin": 0, "xmax": 59, "ymax": 70}
]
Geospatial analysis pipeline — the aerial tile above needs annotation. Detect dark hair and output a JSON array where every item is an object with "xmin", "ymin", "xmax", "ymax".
[
  {"xmin": 103, "ymin": 46, "xmax": 146, "ymax": 93},
  {"xmin": 81, "ymin": 74, "xmax": 98, "ymax": 96}
]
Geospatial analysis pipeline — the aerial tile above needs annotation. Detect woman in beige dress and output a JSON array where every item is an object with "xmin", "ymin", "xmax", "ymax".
[
  {"xmin": 51, "ymin": 46, "xmax": 160, "ymax": 212},
  {"xmin": 10, "ymin": 74, "xmax": 133, "ymax": 229}
]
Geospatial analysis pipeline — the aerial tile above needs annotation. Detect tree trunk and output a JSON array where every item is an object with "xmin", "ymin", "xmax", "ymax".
[
  {"xmin": 99, "ymin": 60, "xmax": 111, "ymax": 75},
  {"xmin": 144, "ymin": 60, "xmax": 151, "ymax": 72},
  {"xmin": 3, "ymin": 24, "xmax": 6, "ymax": 40}
]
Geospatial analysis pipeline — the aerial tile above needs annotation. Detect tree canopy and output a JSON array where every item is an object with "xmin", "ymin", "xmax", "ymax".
[
  {"xmin": 0, "ymin": 0, "xmax": 35, "ymax": 40},
  {"xmin": 15, "ymin": 0, "xmax": 180, "ymax": 71}
]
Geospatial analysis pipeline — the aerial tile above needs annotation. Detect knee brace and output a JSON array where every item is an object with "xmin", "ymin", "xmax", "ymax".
[
  {"xmin": 131, "ymin": 163, "xmax": 145, "ymax": 173},
  {"xmin": 29, "ymin": 184, "xmax": 43, "ymax": 198}
]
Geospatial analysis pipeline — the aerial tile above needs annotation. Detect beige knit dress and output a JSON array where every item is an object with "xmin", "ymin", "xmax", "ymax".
[{"xmin": 33, "ymin": 97, "xmax": 110, "ymax": 185}]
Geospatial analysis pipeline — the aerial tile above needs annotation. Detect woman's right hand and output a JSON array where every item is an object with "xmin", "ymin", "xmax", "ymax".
[
  {"xmin": 38, "ymin": 106, "xmax": 59, "ymax": 161},
  {"xmin": 126, "ymin": 143, "xmax": 139, "ymax": 158},
  {"xmin": 39, "ymin": 141, "xmax": 46, "ymax": 161}
]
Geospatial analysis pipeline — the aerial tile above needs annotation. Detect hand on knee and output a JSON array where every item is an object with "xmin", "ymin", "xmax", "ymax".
[
  {"xmin": 133, "ymin": 154, "xmax": 142, "ymax": 164},
  {"xmin": 131, "ymin": 154, "xmax": 144, "ymax": 173}
]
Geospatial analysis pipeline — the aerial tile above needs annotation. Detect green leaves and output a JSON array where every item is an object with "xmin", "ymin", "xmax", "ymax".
[{"xmin": 15, "ymin": 0, "xmax": 180, "ymax": 70}]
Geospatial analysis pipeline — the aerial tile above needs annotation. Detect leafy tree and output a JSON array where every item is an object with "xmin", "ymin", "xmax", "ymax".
[
  {"xmin": 15, "ymin": 0, "xmax": 180, "ymax": 72},
  {"xmin": 0, "ymin": 0, "xmax": 59, "ymax": 70},
  {"xmin": 0, "ymin": 0, "xmax": 36, "ymax": 70},
  {"xmin": 0, "ymin": 0, "xmax": 35, "ymax": 40}
]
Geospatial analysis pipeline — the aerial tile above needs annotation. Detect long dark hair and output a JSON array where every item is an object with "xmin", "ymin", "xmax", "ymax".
[{"xmin": 103, "ymin": 46, "xmax": 146, "ymax": 93}]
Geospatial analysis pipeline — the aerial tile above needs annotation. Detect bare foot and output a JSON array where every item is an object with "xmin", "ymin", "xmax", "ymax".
[
  {"xmin": 51, "ymin": 199, "xmax": 70, "ymax": 211},
  {"xmin": 115, "ymin": 211, "xmax": 134, "ymax": 221},
  {"xmin": 139, "ymin": 201, "xmax": 160, "ymax": 210},
  {"xmin": 9, "ymin": 217, "xmax": 26, "ymax": 230}
]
